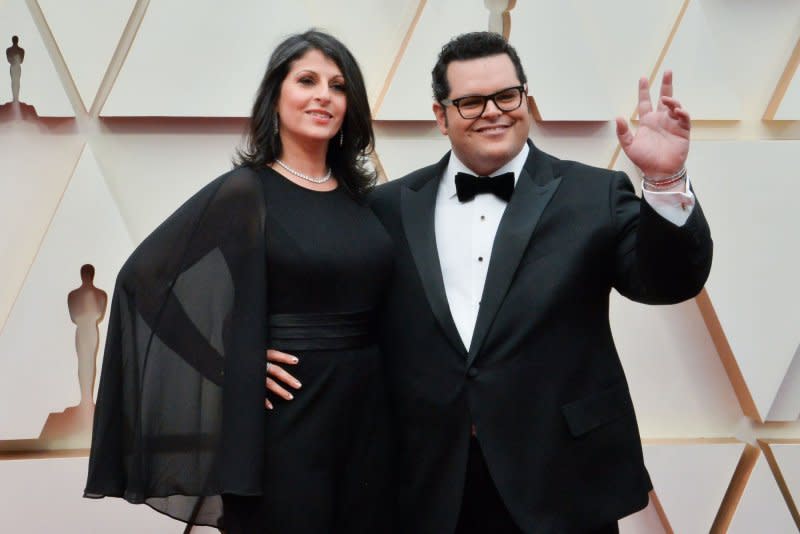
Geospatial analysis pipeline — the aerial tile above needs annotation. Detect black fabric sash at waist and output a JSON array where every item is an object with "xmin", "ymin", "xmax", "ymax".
[{"xmin": 268, "ymin": 310, "xmax": 375, "ymax": 351}]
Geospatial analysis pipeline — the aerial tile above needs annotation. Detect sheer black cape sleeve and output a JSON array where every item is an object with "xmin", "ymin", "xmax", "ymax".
[{"xmin": 84, "ymin": 167, "xmax": 268, "ymax": 528}]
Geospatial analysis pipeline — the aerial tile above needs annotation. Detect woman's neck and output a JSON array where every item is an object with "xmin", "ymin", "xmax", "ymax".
[{"xmin": 278, "ymin": 135, "xmax": 329, "ymax": 177}]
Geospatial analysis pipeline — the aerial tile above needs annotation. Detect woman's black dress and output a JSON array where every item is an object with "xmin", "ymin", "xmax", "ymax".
[
  {"xmin": 84, "ymin": 166, "xmax": 394, "ymax": 533},
  {"xmin": 223, "ymin": 169, "xmax": 394, "ymax": 532}
]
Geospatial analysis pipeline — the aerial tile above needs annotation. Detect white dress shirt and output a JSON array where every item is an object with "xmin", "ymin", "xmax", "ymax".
[{"xmin": 434, "ymin": 144, "xmax": 696, "ymax": 350}]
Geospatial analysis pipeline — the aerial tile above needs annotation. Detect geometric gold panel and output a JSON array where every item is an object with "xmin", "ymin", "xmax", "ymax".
[
  {"xmin": 375, "ymin": 0, "xmax": 487, "ymax": 120},
  {"xmin": 688, "ymin": 141, "xmax": 800, "ymax": 421},
  {"xmin": 510, "ymin": 0, "xmax": 683, "ymax": 121},
  {"xmin": 38, "ymin": 0, "xmax": 136, "ymax": 112}
]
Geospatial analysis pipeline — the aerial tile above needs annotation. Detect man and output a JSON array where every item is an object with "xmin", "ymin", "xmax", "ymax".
[{"xmin": 268, "ymin": 32, "xmax": 710, "ymax": 533}]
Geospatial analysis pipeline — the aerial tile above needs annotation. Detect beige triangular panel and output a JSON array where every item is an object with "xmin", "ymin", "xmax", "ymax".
[
  {"xmin": 653, "ymin": 0, "xmax": 742, "ymax": 119},
  {"xmin": 0, "ymin": 121, "xmax": 83, "ymax": 332},
  {"xmin": 0, "ymin": 457, "xmax": 179, "ymax": 531},
  {"xmin": 643, "ymin": 443, "xmax": 743, "ymax": 533},
  {"xmin": 102, "ymin": 0, "xmax": 312, "ymax": 116},
  {"xmin": 511, "ymin": 0, "xmax": 682, "ymax": 121},
  {"xmin": 610, "ymin": 272, "xmax": 740, "ymax": 437},
  {"xmin": 38, "ymin": 0, "xmax": 136, "ymax": 111},
  {"xmin": 693, "ymin": 0, "xmax": 800, "ymax": 119},
  {"xmin": 687, "ymin": 141, "xmax": 800, "ymax": 421},
  {"xmin": 300, "ymin": 0, "xmax": 421, "ymax": 108},
  {"xmin": 0, "ymin": 0, "xmax": 73, "ymax": 116},
  {"xmin": 92, "ymin": 126, "xmax": 244, "ymax": 243},
  {"xmin": 376, "ymin": 0, "xmax": 488, "ymax": 120},
  {"xmin": 0, "ymin": 145, "xmax": 132, "ymax": 440},
  {"xmin": 727, "ymin": 455, "xmax": 798, "ymax": 532}
]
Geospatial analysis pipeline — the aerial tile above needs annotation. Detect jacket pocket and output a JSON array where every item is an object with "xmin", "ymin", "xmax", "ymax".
[{"xmin": 561, "ymin": 381, "xmax": 633, "ymax": 437}]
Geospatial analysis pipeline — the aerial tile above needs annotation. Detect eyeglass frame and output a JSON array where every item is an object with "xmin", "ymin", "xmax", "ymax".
[{"xmin": 439, "ymin": 84, "xmax": 527, "ymax": 119}]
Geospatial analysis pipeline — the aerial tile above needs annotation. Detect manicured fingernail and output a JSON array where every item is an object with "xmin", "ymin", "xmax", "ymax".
[
  {"xmin": 287, "ymin": 393, "xmax": 293, "ymax": 400},
  {"xmin": 266, "ymin": 402, "xmax": 273, "ymax": 410},
  {"xmin": 295, "ymin": 381, "xmax": 302, "ymax": 388},
  {"xmin": 292, "ymin": 357, "xmax": 299, "ymax": 363}
]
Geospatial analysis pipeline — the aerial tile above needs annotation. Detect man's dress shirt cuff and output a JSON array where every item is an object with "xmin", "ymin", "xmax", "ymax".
[{"xmin": 642, "ymin": 176, "xmax": 695, "ymax": 227}]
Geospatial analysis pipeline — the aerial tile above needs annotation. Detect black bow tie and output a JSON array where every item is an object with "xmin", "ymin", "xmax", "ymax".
[{"xmin": 454, "ymin": 171, "xmax": 515, "ymax": 203}]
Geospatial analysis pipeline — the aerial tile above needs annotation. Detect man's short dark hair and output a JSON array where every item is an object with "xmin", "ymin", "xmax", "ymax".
[{"xmin": 431, "ymin": 32, "xmax": 527, "ymax": 102}]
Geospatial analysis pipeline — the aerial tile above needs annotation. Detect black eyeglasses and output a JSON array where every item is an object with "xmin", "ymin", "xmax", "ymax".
[{"xmin": 440, "ymin": 85, "xmax": 526, "ymax": 119}]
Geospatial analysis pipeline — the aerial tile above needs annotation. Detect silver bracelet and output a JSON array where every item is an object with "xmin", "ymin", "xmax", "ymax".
[{"xmin": 641, "ymin": 167, "xmax": 687, "ymax": 191}]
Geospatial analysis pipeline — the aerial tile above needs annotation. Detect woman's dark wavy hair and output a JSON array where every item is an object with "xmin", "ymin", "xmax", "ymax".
[{"xmin": 235, "ymin": 30, "xmax": 376, "ymax": 199}]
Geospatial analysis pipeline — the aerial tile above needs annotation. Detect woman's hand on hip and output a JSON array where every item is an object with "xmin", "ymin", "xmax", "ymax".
[{"xmin": 265, "ymin": 349, "xmax": 301, "ymax": 410}]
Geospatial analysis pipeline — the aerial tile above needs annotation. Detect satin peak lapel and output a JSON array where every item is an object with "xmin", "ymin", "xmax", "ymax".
[
  {"xmin": 466, "ymin": 163, "xmax": 562, "ymax": 366},
  {"xmin": 401, "ymin": 177, "xmax": 467, "ymax": 355}
]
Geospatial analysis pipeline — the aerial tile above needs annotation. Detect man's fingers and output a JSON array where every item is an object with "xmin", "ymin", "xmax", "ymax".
[
  {"xmin": 661, "ymin": 97, "xmax": 691, "ymax": 130},
  {"xmin": 657, "ymin": 70, "xmax": 673, "ymax": 111},
  {"xmin": 266, "ymin": 378, "xmax": 294, "ymax": 400},
  {"xmin": 637, "ymin": 77, "xmax": 653, "ymax": 118},
  {"xmin": 265, "ymin": 398, "xmax": 274, "ymax": 410},
  {"xmin": 615, "ymin": 117, "xmax": 633, "ymax": 148},
  {"xmin": 266, "ymin": 349, "xmax": 299, "ymax": 365},
  {"xmin": 268, "ymin": 363, "xmax": 302, "ymax": 389}
]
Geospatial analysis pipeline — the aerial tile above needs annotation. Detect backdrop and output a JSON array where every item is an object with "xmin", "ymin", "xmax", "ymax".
[{"xmin": 1, "ymin": 0, "xmax": 799, "ymax": 532}]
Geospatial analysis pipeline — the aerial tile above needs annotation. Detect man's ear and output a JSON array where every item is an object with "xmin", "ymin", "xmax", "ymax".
[{"xmin": 433, "ymin": 102, "xmax": 448, "ymax": 135}]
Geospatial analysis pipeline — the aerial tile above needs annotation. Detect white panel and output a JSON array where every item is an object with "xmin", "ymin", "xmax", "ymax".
[
  {"xmin": 102, "ymin": 0, "xmax": 311, "ymax": 116},
  {"xmin": 0, "ymin": 0, "xmax": 74, "ymax": 116},
  {"xmin": 93, "ymin": 124, "xmax": 244, "ymax": 243},
  {"xmin": 511, "ymin": 0, "xmax": 682, "ymax": 121},
  {"xmin": 771, "ymin": 443, "xmax": 800, "ymax": 510},
  {"xmin": 299, "ymin": 0, "xmax": 420, "ymax": 105},
  {"xmin": 643, "ymin": 443, "xmax": 743, "ymax": 533},
  {"xmin": 376, "ymin": 0, "xmax": 487, "ymax": 120},
  {"xmin": 38, "ymin": 0, "xmax": 135, "ymax": 110},
  {"xmin": 696, "ymin": 0, "xmax": 800, "ymax": 119},
  {"xmin": 619, "ymin": 495, "xmax": 667, "ymax": 534},
  {"xmin": 0, "ymin": 457, "xmax": 181, "ymax": 532},
  {"xmin": 654, "ymin": 0, "xmax": 742, "ymax": 120},
  {"xmin": 0, "ymin": 121, "xmax": 83, "ymax": 331},
  {"xmin": 0, "ymin": 145, "xmax": 132, "ymax": 439},
  {"xmin": 728, "ymin": 455, "xmax": 797, "ymax": 533},
  {"xmin": 774, "ymin": 63, "xmax": 800, "ymax": 120},
  {"xmin": 688, "ymin": 141, "xmax": 800, "ymax": 420},
  {"xmin": 612, "ymin": 297, "xmax": 741, "ymax": 438}
]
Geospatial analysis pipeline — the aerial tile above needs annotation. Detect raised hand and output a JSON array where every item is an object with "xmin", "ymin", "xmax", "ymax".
[{"xmin": 615, "ymin": 70, "xmax": 690, "ymax": 179}]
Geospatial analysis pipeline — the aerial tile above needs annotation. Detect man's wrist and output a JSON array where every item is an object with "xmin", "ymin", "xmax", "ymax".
[{"xmin": 641, "ymin": 167, "xmax": 687, "ymax": 191}]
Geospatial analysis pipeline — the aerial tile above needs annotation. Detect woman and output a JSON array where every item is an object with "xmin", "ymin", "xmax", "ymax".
[{"xmin": 85, "ymin": 30, "xmax": 393, "ymax": 533}]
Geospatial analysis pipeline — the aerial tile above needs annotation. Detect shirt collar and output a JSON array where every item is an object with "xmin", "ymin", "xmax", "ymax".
[{"xmin": 440, "ymin": 143, "xmax": 530, "ymax": 200}]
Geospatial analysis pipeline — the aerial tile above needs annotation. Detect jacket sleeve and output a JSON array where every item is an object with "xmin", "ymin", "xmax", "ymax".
[{"xmin": 611, "ymin": 171, "xmax": 713, "ymax": 304}]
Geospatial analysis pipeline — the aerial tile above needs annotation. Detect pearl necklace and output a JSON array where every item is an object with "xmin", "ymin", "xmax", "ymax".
[{"xmin": 274, "ymin": 158, "xmax": 332, "ymax": 184}]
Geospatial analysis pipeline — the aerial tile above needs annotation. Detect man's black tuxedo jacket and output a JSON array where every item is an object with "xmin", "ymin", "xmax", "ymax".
[{"xmin": 369, "ymin": 142, "xmax": 712, "ymax": 534}]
